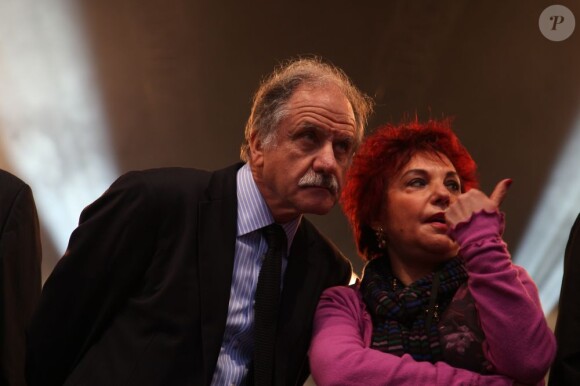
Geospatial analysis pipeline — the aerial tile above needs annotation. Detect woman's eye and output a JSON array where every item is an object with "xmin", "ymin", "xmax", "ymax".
[
  {"xmin": 446, "ymin": 180, "xmax": 461, "ymax": 191},
  {"xmin": 408, "ymin": 178, "xmax": 426, "ymax": 187}
]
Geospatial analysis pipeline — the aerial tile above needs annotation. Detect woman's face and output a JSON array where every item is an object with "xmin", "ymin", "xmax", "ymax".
[{"xmin": 379, "ymin": 151, "xmax": 462, "ymax": 267}]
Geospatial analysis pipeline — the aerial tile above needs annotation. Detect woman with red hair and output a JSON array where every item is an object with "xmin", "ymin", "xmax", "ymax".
[{"xmin": 309, "ymin": 118, "xmax": 555, "ymax": 385}]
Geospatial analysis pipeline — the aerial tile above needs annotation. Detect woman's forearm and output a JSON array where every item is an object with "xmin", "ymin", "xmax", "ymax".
[{"xmin": 452, "ymin": 210, "xmax": 556, "ymax": 384}]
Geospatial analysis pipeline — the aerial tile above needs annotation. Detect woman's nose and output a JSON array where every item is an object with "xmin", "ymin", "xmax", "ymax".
[{"xmin": 431, "ymin": 184, "xmax": 451, "ymax": 209}]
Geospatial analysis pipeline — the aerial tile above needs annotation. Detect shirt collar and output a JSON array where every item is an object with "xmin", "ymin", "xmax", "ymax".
[{"xmin": 236, "ymin": 163, "xmax": 301, "ymax": 250}]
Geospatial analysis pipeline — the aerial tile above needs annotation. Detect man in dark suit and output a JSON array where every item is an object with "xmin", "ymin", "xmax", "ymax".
[
  {"xmin": 26, "ymin": 57, "xmax": 373, "ymax": 386},
  {"xmin": 549, "ymin": 213, "xmax": 580, "ymax": 386},
  {"xmin": 0, "ymin": 170, "xmax": 42, "ymax": 386}
]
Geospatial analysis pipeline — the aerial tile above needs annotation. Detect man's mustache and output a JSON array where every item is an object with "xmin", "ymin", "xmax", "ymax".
[{"xmin": 298, "ymin": 169, "xmax": 339, "ymax": 194}]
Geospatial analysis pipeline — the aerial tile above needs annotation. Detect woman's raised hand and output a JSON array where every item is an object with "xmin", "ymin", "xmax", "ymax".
[{"xmin": 445, "ymin": 179, "xmax": 512, "ymax": 228}]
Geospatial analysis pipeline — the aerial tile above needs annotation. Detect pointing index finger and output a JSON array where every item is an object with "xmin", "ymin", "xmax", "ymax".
[{"xmin": 489, "ymin": 178, "xmax": 513, "ymax": 207}]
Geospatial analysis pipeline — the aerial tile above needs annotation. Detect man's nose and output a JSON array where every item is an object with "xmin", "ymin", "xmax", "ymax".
[{"xmin": 312, "ymin": 141, "xmax": 338, "ymax": 173}]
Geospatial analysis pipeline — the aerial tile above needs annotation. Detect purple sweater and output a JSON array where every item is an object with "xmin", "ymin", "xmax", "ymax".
[{"xmin": 309, "ymin": 211, "xmax": 556, "ymax": 386}]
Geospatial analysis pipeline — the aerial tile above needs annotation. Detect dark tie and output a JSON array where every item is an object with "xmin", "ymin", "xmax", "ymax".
[{"xmin": 253, "ymin": 223, "xmax": 287, "ymax": 386}]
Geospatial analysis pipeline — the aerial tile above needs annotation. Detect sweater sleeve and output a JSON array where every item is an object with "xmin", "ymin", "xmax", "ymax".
[
  {"xmin": 450, "ymin": 210, "xmax": 556, "ymax": 385},
  {"xmin": 309, "ymin": 286, "xmax": 515, "ymax": 386}
]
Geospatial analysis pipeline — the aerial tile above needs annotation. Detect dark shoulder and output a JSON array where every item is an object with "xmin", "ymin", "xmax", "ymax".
[
  {"xmin": 0, "ymin": 169, "xmax": 32, "ymax": 210},
  {"xmin": 109, "ymin": 167, "xmax": 216, "ymax": 202},
  {"xmin": 120, "ymin": 167, "xmax": 211, "ymax": 187},
  {"xmin": 0, "ymin": 170, "xmax": 35, "ymax": 227},
  {"xmin": 94, "ymin": 164, "xmax": 241, "ymax": 217},
  {"xmin": 78, "ymin": 166, "xmax": 226, "ymax": 224},
  {"xmin": 300, "ymin": 218, "xmax": 352, "ymax": 280},
  {"xmin": 114, "ymin": 163, "xmax": 241, "ymax": 195},
  {"xmin": 300, "ymin": 218, "xmax": 343, "ymax": 255},
  {"xmin": 0, "ymin": 169, "xmax": 27, "ymax": 196}
]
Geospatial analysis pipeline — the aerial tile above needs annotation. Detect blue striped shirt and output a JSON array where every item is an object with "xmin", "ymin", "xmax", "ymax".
[{"xmin": 210, "ymin": 163, "xmax": 300, "ymax": 386}]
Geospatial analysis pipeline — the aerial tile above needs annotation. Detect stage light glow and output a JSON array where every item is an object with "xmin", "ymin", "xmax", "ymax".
[
  {"xmin": 513, "ymin": 115, "xmax": 580, "ymax": 314},
  {"xmin": 0, "ymin": 0, "xmax": 118, "ymax": 254}
]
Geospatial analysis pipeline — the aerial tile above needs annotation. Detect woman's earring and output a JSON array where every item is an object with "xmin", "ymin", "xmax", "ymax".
[{"xmin": 375, "ymin": 227, "xmax": 387, "ymax": 249}]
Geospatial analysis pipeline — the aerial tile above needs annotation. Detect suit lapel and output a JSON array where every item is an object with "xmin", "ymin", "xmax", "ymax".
[{"xmin": 197, "ymin": 164, "xmax": 241, "ymax": 384}]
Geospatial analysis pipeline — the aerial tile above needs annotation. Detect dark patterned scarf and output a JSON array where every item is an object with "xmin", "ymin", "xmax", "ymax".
[{"xmin": 360, "ymin": 256, "xmax": 468, "ymax": 363}]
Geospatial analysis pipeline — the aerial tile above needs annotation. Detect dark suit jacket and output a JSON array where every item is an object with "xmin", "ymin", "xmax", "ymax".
[
  {"xmin": 26, "ymin": 163, "xmax": 351, "ymax": 386},
  {"xmin": 550, "ymin": 213, "xmax": 580, "ymax": 386},
  {"xmin": 0, "ymin": 170, "xmax": 42, "ymax": 386}
]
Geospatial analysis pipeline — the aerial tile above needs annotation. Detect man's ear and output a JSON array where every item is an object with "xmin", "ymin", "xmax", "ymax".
[{"xmin": 249, "ymin": 132, "xmax": 264, "ymax": 167}]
